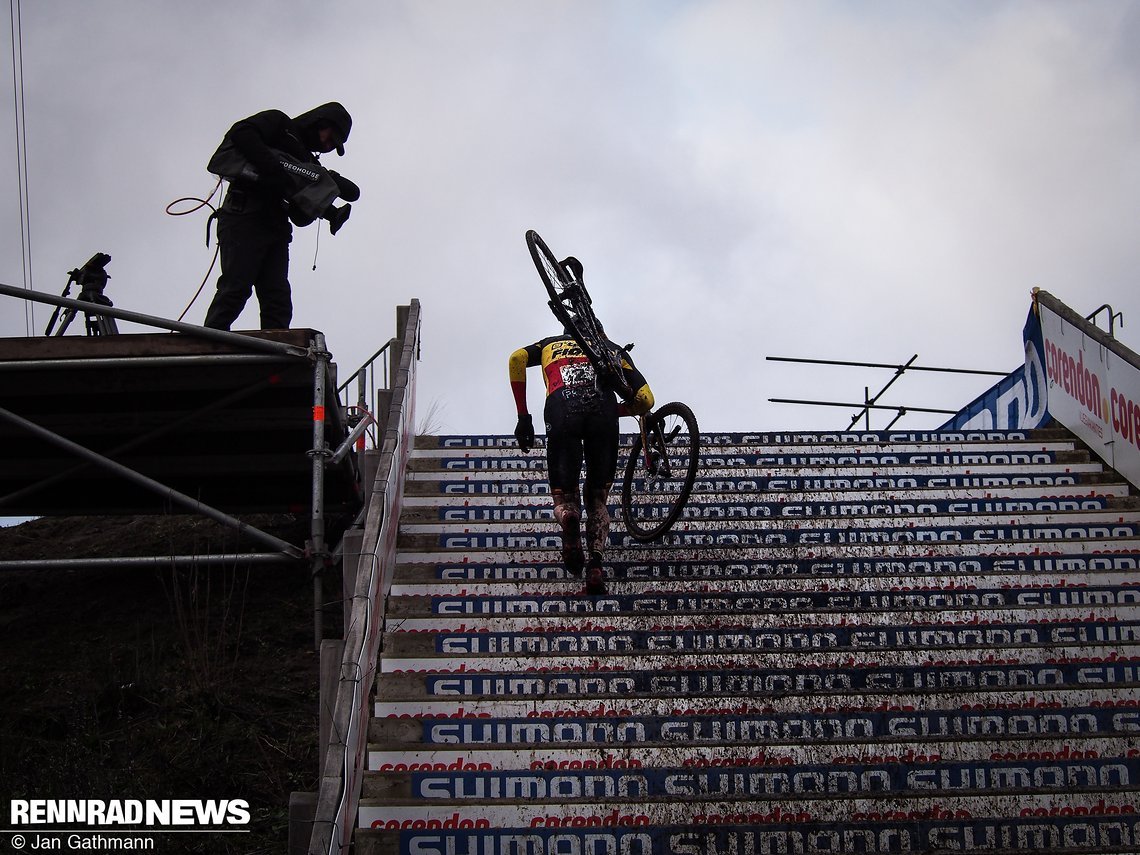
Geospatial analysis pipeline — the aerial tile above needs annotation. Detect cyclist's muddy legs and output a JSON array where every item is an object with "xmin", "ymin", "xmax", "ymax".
[
  {"xmin": 553, "ymin": 487, "xmax": 582, "ymax": 540},
  {"xmin": 553, "ymin": 487, "xmax": 584, "ymax": 573},
  {"xmin": 584, "ymin": 480, "xmax": 612, "ymax": 562}
]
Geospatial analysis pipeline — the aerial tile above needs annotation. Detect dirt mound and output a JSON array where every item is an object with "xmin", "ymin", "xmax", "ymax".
[{"xmin": 0, "ymin": 513, "xmax": 350, "ymax": 854}]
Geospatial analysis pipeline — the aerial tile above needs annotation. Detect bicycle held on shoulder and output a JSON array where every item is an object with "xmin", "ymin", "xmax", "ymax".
[{"xmin": 525, "ymin": 228, "xmax": 700, "ymax": 542}]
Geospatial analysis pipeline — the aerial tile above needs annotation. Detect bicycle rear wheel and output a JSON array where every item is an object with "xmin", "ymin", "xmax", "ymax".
[{"xmin": 620, "ymin": 401, "xmax": 700, "ymax": 541}]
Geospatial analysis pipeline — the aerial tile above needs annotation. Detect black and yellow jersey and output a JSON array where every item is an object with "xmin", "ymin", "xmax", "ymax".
[{"xmin": 509, "ymin": 334, "xmax": 653, "ymax": 417}]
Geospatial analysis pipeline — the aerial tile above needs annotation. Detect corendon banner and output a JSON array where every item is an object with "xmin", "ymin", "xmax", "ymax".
[{"xmin": 1034, "ymin": 289, "xmax": 1140, "ymax": 488}]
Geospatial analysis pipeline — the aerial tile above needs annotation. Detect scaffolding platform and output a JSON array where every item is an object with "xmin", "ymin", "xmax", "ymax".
[{"xmin": 0, "ymin": 329, "xmax": 362, "ymax": 517}]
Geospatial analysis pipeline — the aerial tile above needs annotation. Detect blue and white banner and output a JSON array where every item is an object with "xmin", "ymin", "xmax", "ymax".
[{"xmin": 939, "ymin": 303, "xmax": 1049, "ymax": 432}]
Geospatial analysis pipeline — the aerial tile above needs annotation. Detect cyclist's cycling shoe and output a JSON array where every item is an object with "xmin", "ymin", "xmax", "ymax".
[
  {"xmin": 562, "ymin": 545, "xmax": 585, "ymax": 576},
  {"xmin": 559, "ymin": 507, "xmax": 581, "ymax": 540},
  {"xmin": 584, "ymin": 555, "xmax": 607, "ymax": 596}
]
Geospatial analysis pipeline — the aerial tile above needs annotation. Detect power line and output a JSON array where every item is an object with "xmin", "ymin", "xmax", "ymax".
[{"xmin": 9, "ymin": 0, "xmax": 33, "ymax": 334}]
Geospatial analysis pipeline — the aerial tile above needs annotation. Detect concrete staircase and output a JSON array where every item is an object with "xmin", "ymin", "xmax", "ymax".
[{"xmin": 356, "ymin": 428, "xmax": 1140, "ymax": 854}]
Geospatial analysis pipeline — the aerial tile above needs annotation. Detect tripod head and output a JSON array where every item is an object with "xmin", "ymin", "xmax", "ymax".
[{"xmin": 68, "ymin": 252, "xmax": 112, "ymax": 301}]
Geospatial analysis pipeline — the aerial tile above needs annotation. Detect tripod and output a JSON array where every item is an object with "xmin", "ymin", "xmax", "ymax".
[{"xmin": 44, "ymin": 252, "xmax": 119, "ymax": 336}]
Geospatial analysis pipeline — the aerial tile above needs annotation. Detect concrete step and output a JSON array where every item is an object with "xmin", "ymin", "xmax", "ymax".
[
  {"xmin": 379, "ymin": 635, "xmax": 1140, "ymax": 675},
  {"xmin": 399, "ymin": 508, "xmax": 1140, "ymax": 536},
  {"xmin": 354, "ymin": 800, "xmax": 1140, "ymax": 855},
  {"xmin": 411, "ymin": 438, "xmax": 1080, "ymax": 456},
  {"xmin": 392, "ymin": 552, "xmax": 1140, "ymax": 586},
  {"xmin": 363, "ymin": 738, "xmax": 1135, "ymax": 774},
  {"xmin": 385, "ymin": 579, "xmax": 1140, "ymax": 620},
  {"xmin": 400, "ymin": 492, "xmax": 1138, "ymax": 523},
  {"xmin": 415, "ymin": 429, "xmax": 1067, "ymax": 450},
  {"xmin": 395, "ymin": 533, "xmax": 1140, "ymax": 565},
  {"xmin": 408, "ymin": 450, "xmax": 1092, "ymax": 473},
  {"xmin": 373, "ymin": 685, "xmax": 1140, "ymax": 718},
  {"xmin": 410, "ymin": 469, "xmax": 1123, "ymax": 495},
  {"xmin": 369, "ymin": 688, "xmax": 1140, "ymax": 744},
  {"xmin": 407, "ymin": 460, "xmax": 1106, "ymax": 479},
  {"xmin": 359, "ymin": 753, "xmax": 1140, "ymax": 805},
  {"xmin": 374, "ymin": 654, "xmax": 1140, "ymax": 704}
]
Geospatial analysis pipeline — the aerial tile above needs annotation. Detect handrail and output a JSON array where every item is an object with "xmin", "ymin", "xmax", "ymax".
[
  {"xmin": 0, "ymin": 281, "xmax": 311, "ymax": 358},
  {"xmin": 336, "ymin": 340, "xmax": 394, "ymax": 452},
  {"xmin": 338, "ymin": 340, "xmax": 393, "ymax": 395},
  {"xmin": 308, "ymin": 299, "xmax": 421, "ymax": 855},
  {"xmin": 1086, "ymin": 303, "xmax": 1124, "ymax": 338}
]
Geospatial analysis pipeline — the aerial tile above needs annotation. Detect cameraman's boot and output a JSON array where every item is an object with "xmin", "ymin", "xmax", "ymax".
[{"xmin": 323, "ymin": 203, "xmax": 352, "ymax": 235}]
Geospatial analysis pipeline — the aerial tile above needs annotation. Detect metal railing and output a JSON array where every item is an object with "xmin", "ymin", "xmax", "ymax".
[
  {"xmin": 335, "ymin": 305, "xmax": 421, "ymax": 453},
  {"xmin": 0, "ymin": 281, "xmax": 311, "ymax": 357},
  {"xmin": 766, "ymin": 354, "xmax": 1008, "ymax": 430},
  {"xmin": 1086, "ymin": 303, "xmax": 1124, "ymax": 338},
  {"xmin": 336, "ymin": 342, "xmax": 392, "ymax": 454}
]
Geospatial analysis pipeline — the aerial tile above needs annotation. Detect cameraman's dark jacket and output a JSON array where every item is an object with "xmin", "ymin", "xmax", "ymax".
[{"xmin": 220, "ymin": 102, "xmax": 352, "ymax": 232}]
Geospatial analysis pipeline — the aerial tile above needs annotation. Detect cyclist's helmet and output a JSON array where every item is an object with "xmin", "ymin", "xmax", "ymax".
[{"xmin": 560, "ymin": 256, "xmax": 584, "ymax": 282}]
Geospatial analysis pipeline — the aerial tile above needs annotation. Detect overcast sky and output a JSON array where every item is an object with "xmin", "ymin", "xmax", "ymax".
[{"xmin": 1, "ymin": 1, "xmax": 1137, "ymax": 435}]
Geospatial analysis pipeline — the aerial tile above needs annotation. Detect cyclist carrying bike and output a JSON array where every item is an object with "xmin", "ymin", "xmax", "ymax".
[{"xmin": 509, "ymin": 257, "xmax": 654, "ymax": 596}]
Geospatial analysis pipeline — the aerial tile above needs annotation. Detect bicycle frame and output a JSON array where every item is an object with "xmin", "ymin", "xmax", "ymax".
[
  {"xmin": 634, "ymin": 410, "xmax": 681, "ymax": 477},
  {"xmin": 636, "ymin": 412, "xmax": 663, "ymax": 474}
]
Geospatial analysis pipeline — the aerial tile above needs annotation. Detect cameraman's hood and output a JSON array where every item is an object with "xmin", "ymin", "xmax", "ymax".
[{"xmin": 293, "ymin": 102, "xmax": 352, "ymax": 155}]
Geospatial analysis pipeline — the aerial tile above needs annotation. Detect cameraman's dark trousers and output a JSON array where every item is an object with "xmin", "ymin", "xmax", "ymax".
[{"xmin": 203, "ymin": 197, "xmax": 294, "ymax": 331}]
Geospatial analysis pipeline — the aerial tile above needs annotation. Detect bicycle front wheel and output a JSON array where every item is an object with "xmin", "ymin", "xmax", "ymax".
[
  {"xmin": 527, "ymin": 229, "xmax": 580, "ymax": 323},
  {"xmin": 621, "ymin": 401, "xmax": 700, "ymax": 542}
]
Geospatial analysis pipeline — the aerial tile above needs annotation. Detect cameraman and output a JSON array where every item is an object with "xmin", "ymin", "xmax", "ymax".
[{"xmin": 203, "ymin": 102, "xmax": 357, "ymax": 331}]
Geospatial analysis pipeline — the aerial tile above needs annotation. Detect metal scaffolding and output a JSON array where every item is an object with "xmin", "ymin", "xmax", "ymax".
[{"xmin": 0, "ymin": 281, "xmax": 400, "ymax": 649}]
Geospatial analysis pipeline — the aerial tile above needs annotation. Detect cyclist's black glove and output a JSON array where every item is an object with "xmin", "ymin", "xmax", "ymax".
[{"xmin": 514, "ymin": 414, "xmax": 535, "ymax": 453}]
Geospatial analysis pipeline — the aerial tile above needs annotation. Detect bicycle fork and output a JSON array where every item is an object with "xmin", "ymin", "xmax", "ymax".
[
  {"xmin": 637, "ymin": 414, "xmax": 672, "ymax": 478},
  {"xmin": 638, "ymin": 417, "xmax": 665, "ymax": 483}
]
